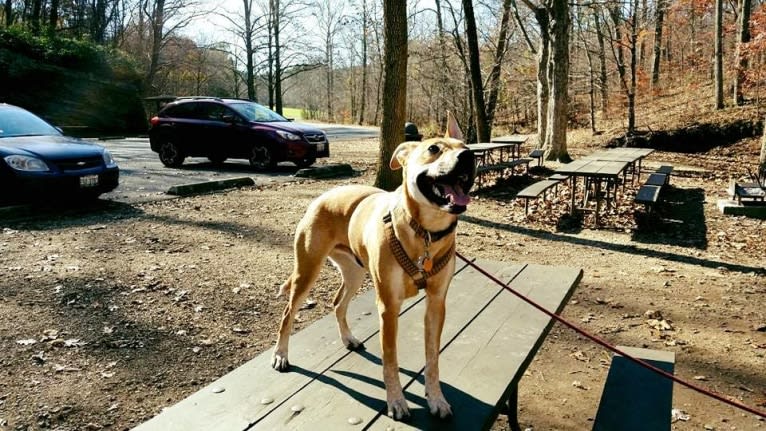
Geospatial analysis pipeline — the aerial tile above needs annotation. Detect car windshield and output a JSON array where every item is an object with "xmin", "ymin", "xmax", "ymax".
[
  {"xmin": 0, "ymin": 107, "xmax": 62, "ymax": 138},
  {"xmin": 229, "ymin": 102, "xmax": 287, "ymax": 123}
]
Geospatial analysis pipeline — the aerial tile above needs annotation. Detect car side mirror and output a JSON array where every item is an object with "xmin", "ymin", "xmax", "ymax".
[{"xmin": 285, "ymin": 118, "xmax": 295, "ymax": 122}]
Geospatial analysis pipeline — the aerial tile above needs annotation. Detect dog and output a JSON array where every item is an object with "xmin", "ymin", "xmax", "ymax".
[{"xmin": 272, "ymin": 113, "xmax": 475, "ymax": 420}]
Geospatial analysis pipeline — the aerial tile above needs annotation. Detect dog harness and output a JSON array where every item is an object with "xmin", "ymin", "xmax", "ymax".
[{"xmin": 383, "ymin": 207, "xmax": 456, "ymax": 290}]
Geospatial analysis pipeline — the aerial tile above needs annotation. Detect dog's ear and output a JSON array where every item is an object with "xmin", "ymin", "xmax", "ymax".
[
  {"xmin": 444, "ymin": 111, "xmax": 464, "ymax": 140},
  {"xmin": 389, "ymin": 142, "xmax": 413, "ymax": 170}
]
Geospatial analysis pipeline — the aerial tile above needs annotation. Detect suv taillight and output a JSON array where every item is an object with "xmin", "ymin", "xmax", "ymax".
[{"xmin": 149, "ymin": 116, "xmax": 160, "ymax": 127}]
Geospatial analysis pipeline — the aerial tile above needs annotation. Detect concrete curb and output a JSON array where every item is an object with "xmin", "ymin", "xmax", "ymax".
[
  {"xmin": 717, "ymin": 199, "xmax": 766, "ymax": 219},
  {"xmin": 166, "ymin": 177, "xmax": 256, "ymax": 196},
  {"xmin": 295, "ymin": 164, "xmax": 355, "ymax": 179}
]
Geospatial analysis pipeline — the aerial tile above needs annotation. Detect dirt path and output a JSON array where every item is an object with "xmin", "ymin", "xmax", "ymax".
[{"xmin": 0, "ymin": 138, "xmax": 764, "ymax": 430}]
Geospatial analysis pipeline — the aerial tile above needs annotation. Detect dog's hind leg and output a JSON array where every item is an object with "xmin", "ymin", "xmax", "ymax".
[
  {"xmin": 328, "ymin": 247, "xmax": 366, "ymax": 351},
  {"xmin": 272, "ymin": 229, "xmax": 333, "ymax": 372}
]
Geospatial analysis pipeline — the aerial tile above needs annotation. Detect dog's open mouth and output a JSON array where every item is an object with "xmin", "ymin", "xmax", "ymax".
[{"xmin": 417, "ymin": 152, "xmax": 475, "ymax": 214}]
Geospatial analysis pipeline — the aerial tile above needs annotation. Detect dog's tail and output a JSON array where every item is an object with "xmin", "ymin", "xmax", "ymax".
[{"xmin": 276, "ymin": 279, "xmax": 290, "ymax": 298}]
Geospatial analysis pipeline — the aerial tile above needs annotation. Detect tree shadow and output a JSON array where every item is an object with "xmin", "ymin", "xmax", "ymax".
[{"xmin": 632, "ymin": 187, "xmax": 707, "ymax": 249}]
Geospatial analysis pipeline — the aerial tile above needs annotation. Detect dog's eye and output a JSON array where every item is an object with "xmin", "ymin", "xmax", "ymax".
[{"xmin": 427, "ymin": 145, "xmax": 440, "ymax": 155}]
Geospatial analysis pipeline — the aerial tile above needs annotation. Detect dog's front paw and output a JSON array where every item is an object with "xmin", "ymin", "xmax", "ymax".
[
  {"xmin": 343, "ymin": 335, "xmax": 365, "ymax": 351},
  {"xmin": 426, "ymin": 393, "xmax": 453, "ymax": 419},
  {"xmin": 271, "ymin": 351, "xmax": 290, "ymax": 372},
  {"xmin": 387, "ymin": 395, "xmax": 410, "ymax": 421}
]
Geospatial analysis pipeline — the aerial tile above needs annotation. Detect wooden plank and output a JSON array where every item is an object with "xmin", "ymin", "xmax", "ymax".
[
  {"xmin": 133, "ymin": 262, "xmax": 470, "ymax": 431},
  {"xmin": 635, "ymin": 185, "xmax": 661, "ymax": 204},
  {"xmin": 592, "ymin": 346, "xmax": 675, "ymax": 431},
  {"xmin": 517, "ymin": 180, "xmax": 559, "ymax": 198},
  {"xmin": 249, "ymin": 260, "xmax": 526, "ymax": 430},
  {"xmin": 368, "ymin": 263, "xmax": 583, "ymax": 430},
  {"xmin": 645, "ymin": 173, "xmax": 667, "ymax": 187}
]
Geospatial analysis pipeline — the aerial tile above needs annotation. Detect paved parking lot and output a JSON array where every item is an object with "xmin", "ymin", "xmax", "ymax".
[{"xmin": 100, "ymin": 122, "xmax": 378, "ymax": 204}]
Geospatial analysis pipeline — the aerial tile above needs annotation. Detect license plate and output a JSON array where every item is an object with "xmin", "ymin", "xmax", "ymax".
[
  {"xmin": 80, "ymin": 175, "xmax": 99, "ymax": 188},
  {"xmin": 316, "ymin": 143, "xmax": 326, "ymax": 152}
]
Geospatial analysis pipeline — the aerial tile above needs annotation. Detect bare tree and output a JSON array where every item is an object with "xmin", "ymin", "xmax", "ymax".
[
  {"xmin": 357, "ymin": 0, "xmax": 368, "ymax": 124},
  {"xmin": 315, "ymin": 0, "xmax": 346, "ymax": 122},
  {"xmin": 544, "ymin": 0, "xmax": 570, "ymax": 161},
  {"xmin": 733, "ymin": 0, "xmax": 752, "ymax": 106},
  {"xmin": 462, "ymin": 0, "xmax": 490, "ymax": 142},
  {"xmin": 650, "ymin": 0, "xmax": 665, "ymax": 87},
  {"xmin": 374, "ymin": 0, "xmax": 406, "ymax": 190},
  {"xmin": 714, "ymin": 0, "xmax": 724, "ymax": 109}
]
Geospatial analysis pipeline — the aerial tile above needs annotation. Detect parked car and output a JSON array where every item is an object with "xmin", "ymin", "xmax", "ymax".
[
  {"xmin": 148, "ymin": 98, "xmax": 330, "ymax": 170},
  {"xmin": 0, "ymin": 104, "xmax": 119, "ymax": 204}
]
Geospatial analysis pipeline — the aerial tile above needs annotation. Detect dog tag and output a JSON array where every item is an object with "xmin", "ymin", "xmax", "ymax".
[{"xmin": 418, "ymin": 255, "xmax": 433, "ymax": 272}]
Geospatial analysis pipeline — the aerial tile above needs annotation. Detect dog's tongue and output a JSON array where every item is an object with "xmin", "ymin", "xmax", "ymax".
[{"xmin": 442, "ymin": 184, "xmax": 471, "ymax": 206}]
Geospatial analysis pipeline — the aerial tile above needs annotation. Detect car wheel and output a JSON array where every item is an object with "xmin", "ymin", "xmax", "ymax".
[
  {"xmin": 249, "ymin": 145, "xmax": 275, "ymax": 170},
  {"xmin": 208, "ymin": 155, "xmax": 227, "ymax": 165},
  {"xmin": 294, "ymin": 158, "xmax": 316, "ymax": 169},
  {"xmin": 159, "ymin": 141, "xmax": 185, "ymax": 167}
]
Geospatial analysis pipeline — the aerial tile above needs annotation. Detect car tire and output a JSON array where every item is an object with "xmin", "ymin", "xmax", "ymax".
[
  {"xmin": 159, "ymin": 141, "xmax": 185, "ymax": 167},
  {"xmin": 294, "ymin": 158, "xmax": 316, "ymax": 169},
  {"xmin": 249, "ymin": 145, "xmax": 276, "ymax": 170},
  {"xmin": 208, "ymin": 156, "xmax": 227, "ymax": 165}
]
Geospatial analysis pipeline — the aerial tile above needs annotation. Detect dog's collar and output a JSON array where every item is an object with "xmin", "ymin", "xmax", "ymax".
[
  {"xmin": 394, "ymin": 206, "xmax": 457, "ymax": 242},
  {"xmin": 383, "ymin": 211, "xmax": 454, "ymax": 290}
]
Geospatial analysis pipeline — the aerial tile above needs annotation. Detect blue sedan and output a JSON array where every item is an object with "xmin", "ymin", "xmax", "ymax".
[{"xmin": 0, "ymin": 104, "xmax": 119, "ymax": 204}]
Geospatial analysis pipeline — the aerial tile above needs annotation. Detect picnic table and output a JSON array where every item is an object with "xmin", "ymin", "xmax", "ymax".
[
  {"xmin": 555, "ymin": 159, "xmax": 631, "ymax": 225},
  {"xmin": 133, "ymin": 258, "xmax": 583, "ymax": 431},
  {"xmin": 490, "ymin": 135, "xmax": 529, "ymax": 159},
  {"xmin": 586, "ymin": 148, "xmax": 654, "ymax": 185},
  {"xmin": 468, "ymin": 143, "xmax": 533, "ymax": 188}
]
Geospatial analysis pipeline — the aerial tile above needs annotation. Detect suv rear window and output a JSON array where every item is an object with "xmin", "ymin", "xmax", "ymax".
[{"xmin": 162, "ymin": 102, "xmax": 198, "ymax": 119}]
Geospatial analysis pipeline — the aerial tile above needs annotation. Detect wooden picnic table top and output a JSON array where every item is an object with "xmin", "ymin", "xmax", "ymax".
[
  {"xmin": 554, "ymin": 159, "xmax": 631, "ymax": 178},
  {"xmin": 467, "ymin": 142, "xmax": 518, "ymax": 152},
  {"xmin": 133, "ymin": 259, "xmax": 583, "ymax": 431},
  {"xmin": 592, "ymin": 148, "xmax": 654, "ymax": 158},
  {"xmin": 490, "ymin": 134, "xmax": 529, "ymax": 144}
]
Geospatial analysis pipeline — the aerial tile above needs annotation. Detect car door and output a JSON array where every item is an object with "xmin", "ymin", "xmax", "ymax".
[
  {"xmin": 159, "ymin": 102, "xmax": 200, "ymax": 156},
  {"xmin": 195, "ymin": 103, "xmax": 241, "ymax": 160}
]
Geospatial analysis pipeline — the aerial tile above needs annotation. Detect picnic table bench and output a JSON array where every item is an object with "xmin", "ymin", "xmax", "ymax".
[
  {"xmin": 634, "ymin": 165, "xmax": 673, "ymax": 211},
  {"xmin": 593, "ymin": 346, "xmax": 675, "ymax": 431},
  {"xmin": 731, "ymin": 182, "xmax": 765, "ymax": 204},
  {"xmin": 516, "ymin": 179, "xmax": 562, "ymax": 214},
  {"xmin": 134, "ymin": 259, "xmax": 583, "ymax": 431}
]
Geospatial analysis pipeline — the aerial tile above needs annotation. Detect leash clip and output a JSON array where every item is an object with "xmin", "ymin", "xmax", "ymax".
[{"xmin": 417, "ymin": 232, "xmax": 433, "ymax": 272}]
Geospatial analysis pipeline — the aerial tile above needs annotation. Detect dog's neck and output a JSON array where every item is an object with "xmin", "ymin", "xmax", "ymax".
[{"xmin": 396, "ymin": 193, "xmax": 458, "ymax": 242}]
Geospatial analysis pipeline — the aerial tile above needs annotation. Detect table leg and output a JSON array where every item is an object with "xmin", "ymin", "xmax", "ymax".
[
  {"xmin": 570, "ymin": 176, "xmax": 577, "ymax": 215},
  {"xmin": 595, "ymin": 179, "xmax": 602, "ymax": 226},
  {"xmin": 507, "ymin": 384, "xmax": 522, "ymax": 431}
]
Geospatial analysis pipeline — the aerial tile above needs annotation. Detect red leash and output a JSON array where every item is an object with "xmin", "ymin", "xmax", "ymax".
[{"xmin": 456, "ymin": 252, "xmax": 766, "ymax": 420}]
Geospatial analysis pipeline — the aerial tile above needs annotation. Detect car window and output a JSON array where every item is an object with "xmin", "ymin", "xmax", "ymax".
[
  {"xmin": 229, "ymin": 102, "xmax": 287, "ymax": 123},
  {"xmin": 0, "ymin": 107, "xmax": 61, "ymax": 138},
  {"xmin": 162, "ymin": 103, "xmax": 198, "ymax": 119},
  {"xmin": 197, "ymin": 103, "xmax": 228, "ymax": 121}
]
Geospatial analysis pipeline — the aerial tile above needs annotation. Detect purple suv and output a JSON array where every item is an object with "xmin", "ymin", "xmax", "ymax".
[{"xmin": 149, "ymin": 98, "xmax": 330, "ymax": 170}]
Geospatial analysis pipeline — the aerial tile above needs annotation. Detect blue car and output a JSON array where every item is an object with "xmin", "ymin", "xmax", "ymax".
[{"xmin": 0, "ymin": 104, "xmax": 119, "ymax": 204}]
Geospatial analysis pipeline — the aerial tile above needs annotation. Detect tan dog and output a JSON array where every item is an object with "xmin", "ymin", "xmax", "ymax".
[{"xmin": 272, "ymin": 114, "xmax": 475, "ymax": 420}]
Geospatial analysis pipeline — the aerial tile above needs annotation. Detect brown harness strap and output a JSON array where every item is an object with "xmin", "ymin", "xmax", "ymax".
[{"xmin": 383, "ymin": 211, "xmax": 455, "ymax": 290}]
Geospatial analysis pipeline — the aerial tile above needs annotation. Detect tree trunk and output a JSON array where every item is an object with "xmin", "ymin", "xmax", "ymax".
[
  {"xmin": 628, "ymin": 0, "xmax": 638, "ymax": 134},
  {"xmin": 243, "ymin": 0, "xmax": 256, "ymax": 101},
  {"xmin": 485, "ymin": 0, "xmax": 513, "ymax": 127},
  {"xmin": 358, "ymin": 0, "xmax": 368, "ymax": 125},
  {"xmin": 594, "ymin": 9, "xmax": 608, "ymax": 114},
  {"xmin": 274, "ymin": 0, "xmax": 283, "ymax": 114},
  {"xmin": 4, "ymin": 0, "xmax": 12, "ymax": 26},
  {"xmin": 733, "ymin": 0, "xmax": 751, "ymax": 106},
  {"xmin": 374, "ymin": 0, "xmax": 407, "ymax": 191},
  {"xmin": 533, "ymin": 7, "xmax": 550, "ymax": 148},
  {"xmin": 761, "ymin": 116, "xmax": 766, "ymax": 163},
  {"xmin": 30, "ymin": 0, "xmax": 41, "ymax": 33},
  {"xmin": 435, "ymin": 0, "xmax": 450, "ymax": 129},
  {"xmin": 651, "ymin": 0, "xmax": 665, "ymax": 87},
  {"xmin": 545, "ymin": 0, "xmax": 571, "ymax": 162},
  {"xmin": 48, "ymin": 0, "xmax": 59, "ymax": 35},
  {"xmin": 576, "ymin": 9, "xmax": 596, "ymax": 133},
  {"xmin": 146, "ymin": 0, "xmax": 166, "ymax": 94},
  {"xmin": 714, "ymin": 0, "xmax": 724, "ymax": 109},
  {"xmin": 462, "ymin": 0, "xmax": 490, "ymax": 142}
]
